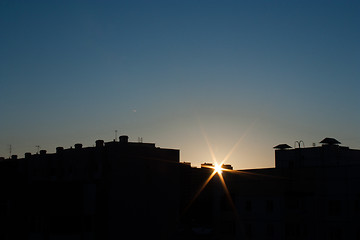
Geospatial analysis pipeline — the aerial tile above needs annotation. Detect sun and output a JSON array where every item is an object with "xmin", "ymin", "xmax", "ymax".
[{"xmin": 214, "ymin": 163, "xmax": 223, "ymax": 174}]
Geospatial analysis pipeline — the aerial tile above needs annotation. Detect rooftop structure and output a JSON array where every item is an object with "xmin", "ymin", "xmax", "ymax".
[
  {"xmin": 320, "ymin": 137, "xmax": 341, "ymax": 145},
  {"xmin": 274, "ymin": 137, "xmax": 360, "ymax": 168}
]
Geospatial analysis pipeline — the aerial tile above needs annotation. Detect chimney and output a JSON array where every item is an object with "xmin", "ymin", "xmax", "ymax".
[
  {"xmin": 96, "ymin": 140, "xmax": 104, "ymax": 148},
  {"xmin": 56, "ymin": 147, "xmax": 64, "ymax": 153}
]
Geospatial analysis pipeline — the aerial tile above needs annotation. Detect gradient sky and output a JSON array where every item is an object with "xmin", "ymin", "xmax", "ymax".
[{"xmin": 1, "ymin": 0, "xmax": 359, "ymax": 169}]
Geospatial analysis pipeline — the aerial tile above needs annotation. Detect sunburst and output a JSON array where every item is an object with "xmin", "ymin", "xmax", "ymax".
[{"xmin": 184, "ymin": 119, "xmax": 256, "ymax": 215}]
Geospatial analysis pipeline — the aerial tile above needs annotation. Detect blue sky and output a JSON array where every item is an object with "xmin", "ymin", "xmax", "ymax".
[{"xmin": 1, "ymin": 0, "xmax": 359, "ymax": 169}]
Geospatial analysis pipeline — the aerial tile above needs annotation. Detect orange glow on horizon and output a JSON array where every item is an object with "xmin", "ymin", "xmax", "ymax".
[{"xmin": 183, "ymin": 119, "xmax": 258, "ymax": 218}]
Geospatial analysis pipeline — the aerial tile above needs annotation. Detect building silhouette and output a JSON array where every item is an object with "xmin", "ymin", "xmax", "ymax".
[
  {"xmin": 1, "ymin": 136, "xmax": 360, "ymax": 239},
  {"xmin": 197, "ymin": 137, "xmax": 360, "ymax": 240},
  {"xmin": 0, "ymin": 136, "xmax": 179, "ymax": 239}
]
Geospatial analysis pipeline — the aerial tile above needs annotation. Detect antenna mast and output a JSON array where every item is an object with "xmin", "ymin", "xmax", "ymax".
[
  {"xmin": 9, "ymin": 144, "xmax": 12, "ymax": 158},
  {"xmin": 35, "ymin": 145, "xmax": 40, "ymax": 154}
]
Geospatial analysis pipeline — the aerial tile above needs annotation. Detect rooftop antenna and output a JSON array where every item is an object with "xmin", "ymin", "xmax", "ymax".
[
  {"xmin": 8, "ymin": 144, "xmax": 12, "ymax": 158},
  {"xmin": 35, "ymin": 145, "xmax": 40, "ymax": 154}
]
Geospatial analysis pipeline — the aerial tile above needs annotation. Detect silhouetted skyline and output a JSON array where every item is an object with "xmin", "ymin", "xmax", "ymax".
[
  {"xmin": 2, "ymin": 135, "xmax": 360, "ymax": 239},
  {"xmin": 1, "ymin": 1, "xmax": 360, "ymax": 169}
]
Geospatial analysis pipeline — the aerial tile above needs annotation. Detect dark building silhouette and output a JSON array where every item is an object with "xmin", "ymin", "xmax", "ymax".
[
  {"xmin": 1, "ymin": 136, "xmax": 360, "ymax": 239},
  {"xmin": 275, "ymin": 137, "xmax": 360, "ymax": 168},
  {"xmin": 0, "ymin": 136, "xmax": 179, "ymax": 239},
  {"xmin": 194, "ymin": 137, "xmax": 360, "ymax": 240}
]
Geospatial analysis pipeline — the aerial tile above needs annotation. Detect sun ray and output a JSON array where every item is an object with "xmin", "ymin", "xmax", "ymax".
[
  {"xmin": 217, "ymin": 172, "xmax": 239, "ymax": 219},
  {"xmin": 184, "ymin": 117, "xmax": 287, "ymax": 238},
  {"xmin": 183, "ymin": 170, "xmax": 217, "ymax": 213},
  {"xmin": 200, "ymin": 125, "xmax": 217, "ymax": 163},
  {"xmin": 221, "ymin": 119, "xmax": 257, "ymax": 165}
]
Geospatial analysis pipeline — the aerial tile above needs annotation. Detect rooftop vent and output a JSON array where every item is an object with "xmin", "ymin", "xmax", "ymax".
[
  {"xmin": 75, "ymin": 143, "xmax": 83, "ymax": 150},
  {"xmin": 56, "ymin": 147, "xmax": 64, "ymax": 153},
  {"xmin": 119, "ymin": 135, "xmax": 129, "ymax": 143},
  {"xmin": 181, "ymin": 162, "xmax": 192, "ymax": 167},
  {"xmin": 96, "ymin": 140, "xmax": 104, "ymax": 147},
  {"xmin": 320, "ymin": 137, "xmax": 341, "ymax": 146},
  {"xmin": 222, "ymin": 164, "xmax": 233, "ymax": 170},
  {"xmin": 201, "ymin": 163, "xmax": 214, "ymax": 168},
  {"xmin": 273, "ymin": 144, "xmax": 292, "ymax": 150}
]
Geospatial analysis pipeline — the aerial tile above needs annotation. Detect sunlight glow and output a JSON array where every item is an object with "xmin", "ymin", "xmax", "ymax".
[
  {"xmin": 183, "ymin": 119, "xmax": 259, "ymax": 217},
  {"xmin": 214, "ymin": 163, "xmax": 223, "ymax": 174},
  {"xmin": 183, "ymin": 120, "xmax": 288, "ymax": 230}
]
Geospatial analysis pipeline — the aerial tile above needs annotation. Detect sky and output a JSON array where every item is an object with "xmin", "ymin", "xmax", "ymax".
[{"xmin": 1, "ymin": 0, "xmax": 359, "ymax": 169}]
